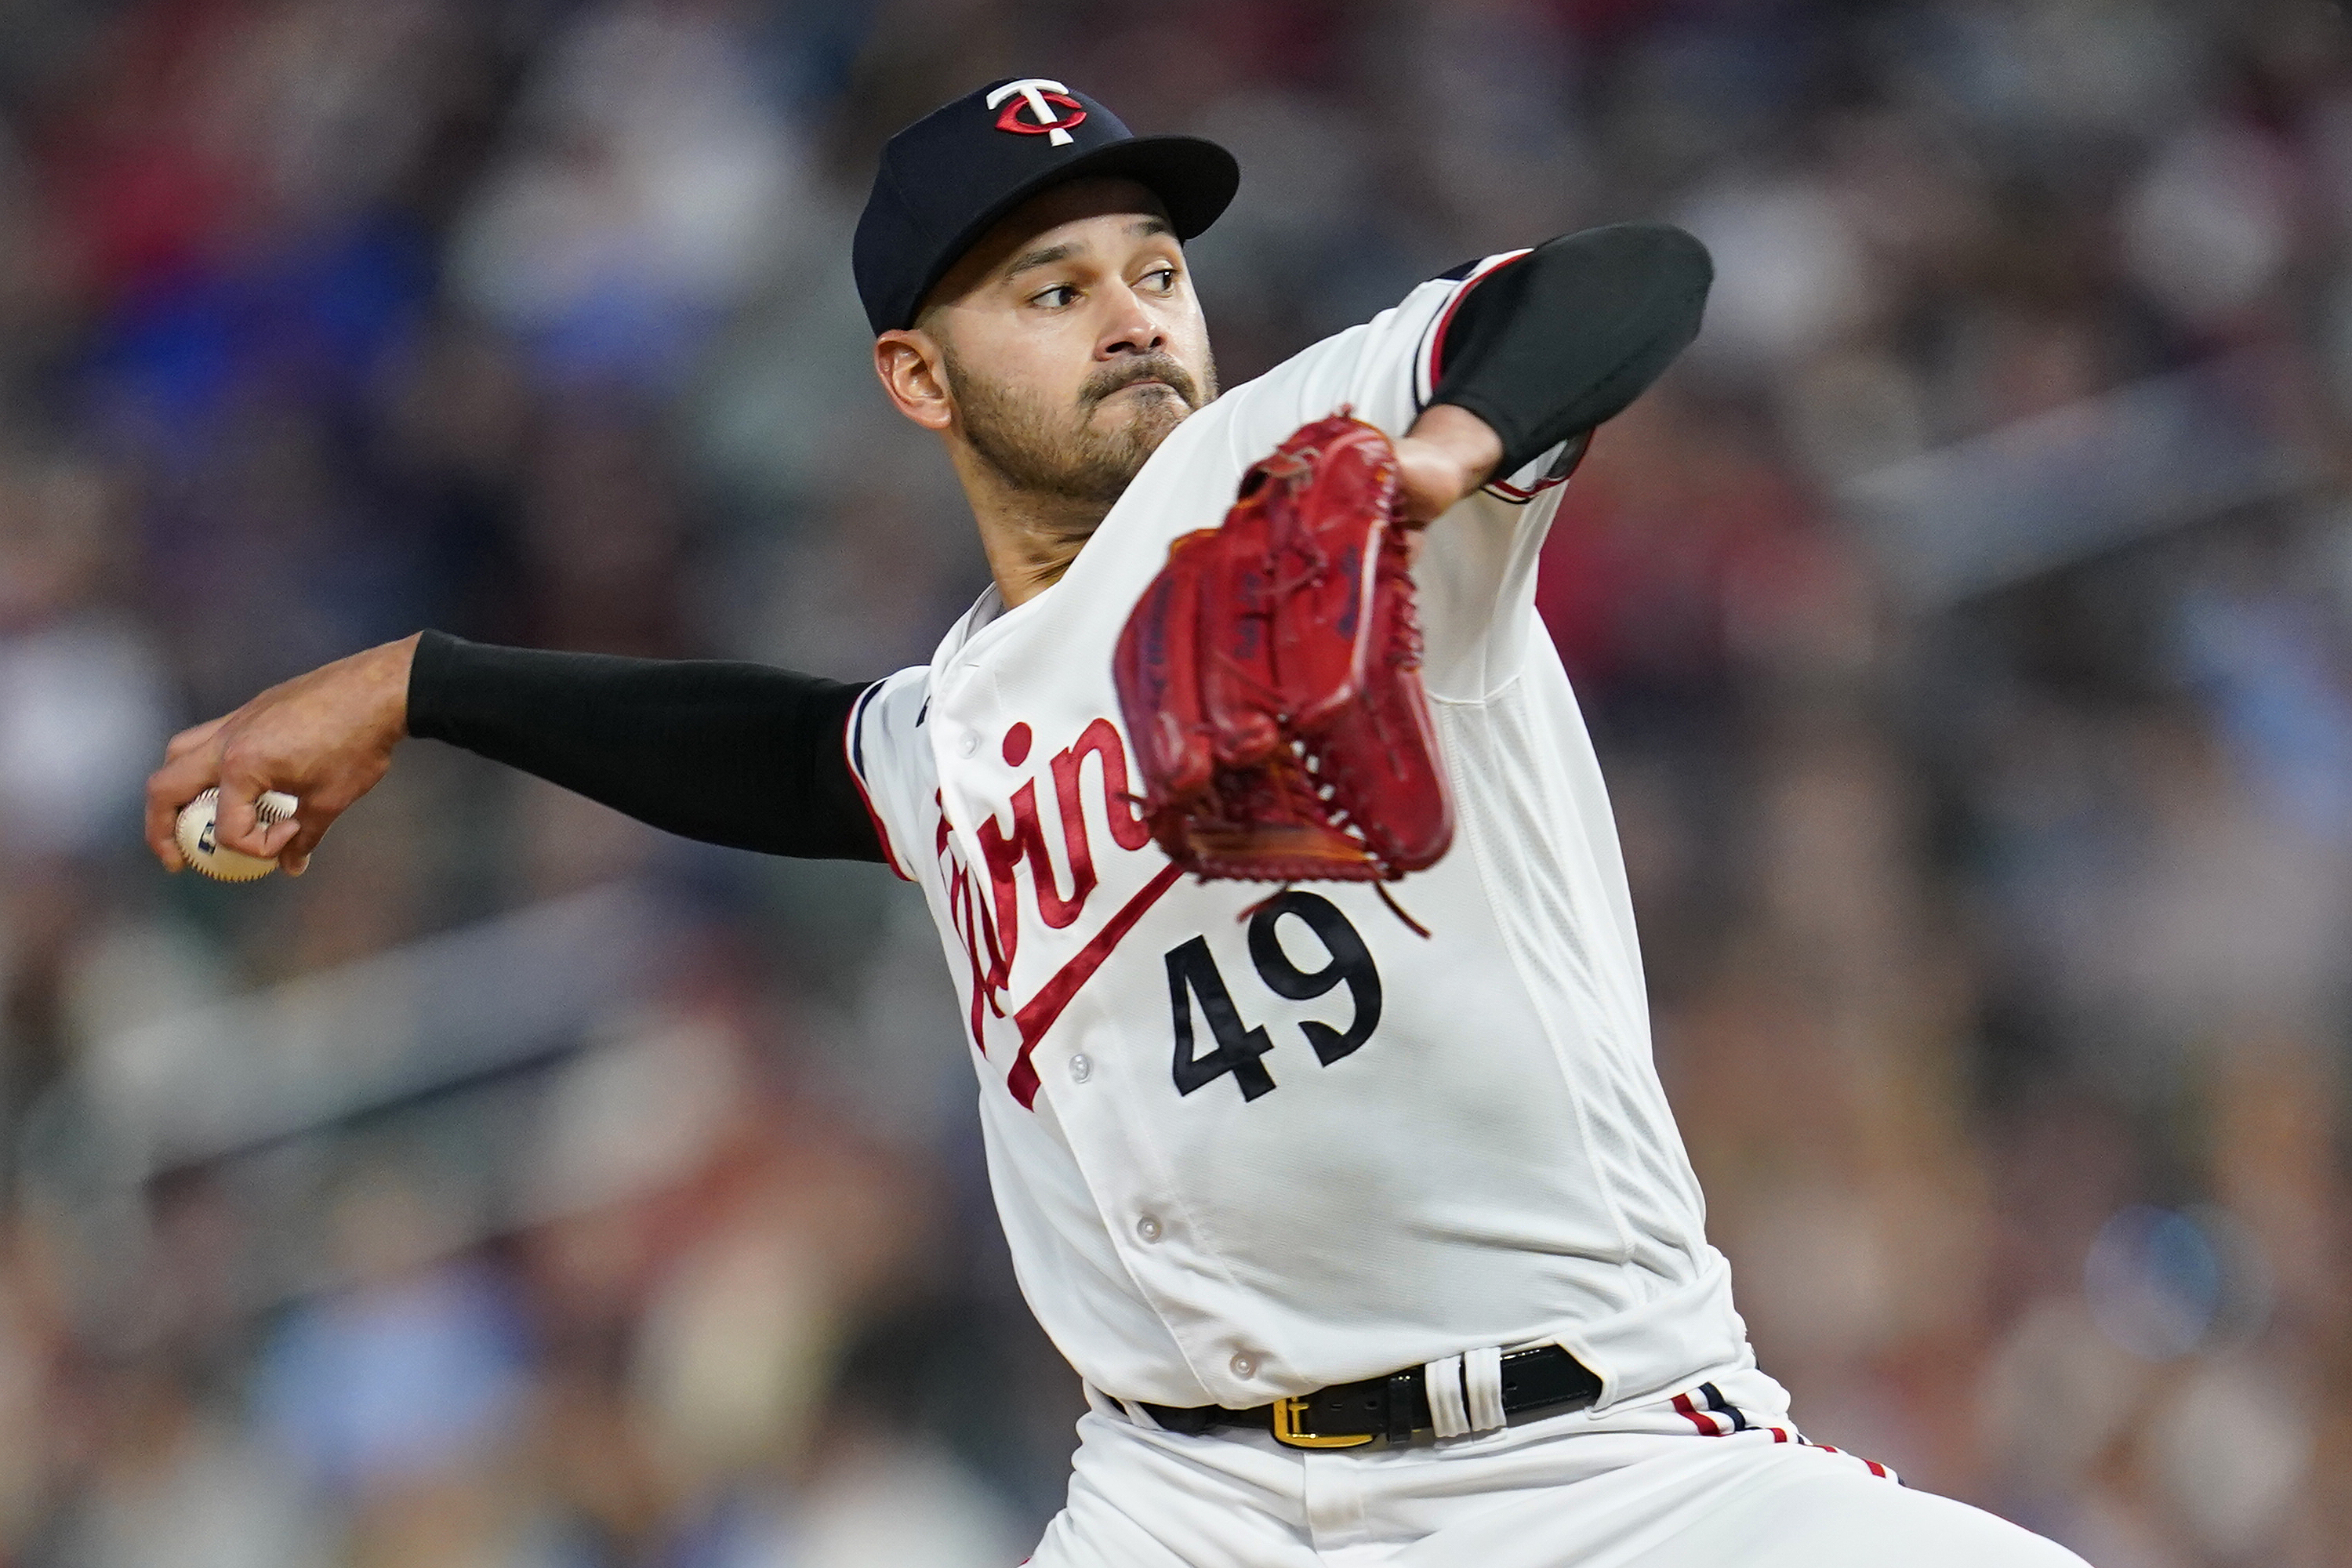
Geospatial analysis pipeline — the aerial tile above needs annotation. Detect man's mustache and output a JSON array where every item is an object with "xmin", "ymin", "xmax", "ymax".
[{"xmin": 1083, "ymin": 355, "xmax": 1202, "ymax": 411}]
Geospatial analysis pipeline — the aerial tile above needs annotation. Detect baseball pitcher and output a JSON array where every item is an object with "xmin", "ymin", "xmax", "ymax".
[{"xmin": 147, "ymin": 80, "xmax": 2088, "ymax": 1568}]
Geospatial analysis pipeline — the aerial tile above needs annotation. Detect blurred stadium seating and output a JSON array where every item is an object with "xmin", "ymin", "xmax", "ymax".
[{"xmin": 2, "ymin": 1, "xmax": 2350, "ymax": 1563}]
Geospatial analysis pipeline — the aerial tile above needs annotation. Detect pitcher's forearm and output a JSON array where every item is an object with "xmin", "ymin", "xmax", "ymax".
[
  {"xmin": 1428, "ymin": 223, "xmax": 1712, "ymax": 476},
  {"xmin": 407, "ymin": 633, "xmax": 885, "ymax": 861}
]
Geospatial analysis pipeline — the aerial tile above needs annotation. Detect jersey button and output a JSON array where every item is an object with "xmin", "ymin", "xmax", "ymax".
[
  {"xmin": 958, "ymin": 731, "xmax": 978, "ymax": 757},
  {"xmin": 1134, "ymin": 1214, "xmax": 1163, "ymax": 1243},
  {"xmin": 1069, "ymin": 1053, "xmax": 1093, "ymax": 1083},
  {"xmin": 1230, "ymin": 1352, "xmax": 1257, "ymax": 1380}
]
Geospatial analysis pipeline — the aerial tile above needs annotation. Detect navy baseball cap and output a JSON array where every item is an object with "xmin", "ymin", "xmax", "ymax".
[{"xmin": 853, "ymin": 78, "xmax": 1240, "ymax": 336}]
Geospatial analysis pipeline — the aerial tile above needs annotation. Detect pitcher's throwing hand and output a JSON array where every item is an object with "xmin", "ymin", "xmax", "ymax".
[{"xmin": 144, "ymin": 635, "xmax": 416, "ymax": 878}]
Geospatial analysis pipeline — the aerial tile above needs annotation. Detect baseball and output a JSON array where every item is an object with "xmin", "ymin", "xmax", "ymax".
[{"xmin": 174, "ymin": 787, "xmax": 299, "ymax": 881}]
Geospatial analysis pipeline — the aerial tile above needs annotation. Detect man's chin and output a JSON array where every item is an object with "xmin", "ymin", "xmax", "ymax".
[{"xmin": 1096, "ymin": 393, "xmax": 1191, "ymax": 449}]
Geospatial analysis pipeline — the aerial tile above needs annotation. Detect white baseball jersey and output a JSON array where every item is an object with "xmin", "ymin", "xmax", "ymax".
[{"xmin": 846, "ymin": 252, "xmax": 1749, "ymax": 1415}]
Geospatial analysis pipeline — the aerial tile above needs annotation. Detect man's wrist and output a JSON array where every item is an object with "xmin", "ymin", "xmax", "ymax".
[
  {"xmin": 380, "ymin": 632, "xmax": 423, "ymax": 741},
  {"xmin": 1406, "ymin": 405, "xmax": 1504, "ymax": 483},
  {"xmin": 1394, "ymin": 404, "xmax": 1504, "ymax": 522}
]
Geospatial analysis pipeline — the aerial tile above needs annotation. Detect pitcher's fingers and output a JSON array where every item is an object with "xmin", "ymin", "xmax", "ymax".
[
  {"xmin": 144, "ymin": 778, "xmax": 184, "ymax": 869},
  {"xmin": 163, "ymin": 715, "xmax": 230, "ymax": 762},
  {"xmin": 144, "ymin": 751, "xmax": 220, "ymax": 869},
  {"xmin": 257, "ymin": 814, "xmax": 303, "ymax": 859},
  {"xmin": 144, "ymin": 789, "xmax": 187, "ymax": 870},
  {"xmin": 212, "ymin": 764, "xmax": 274, "ymax": 857},
  {"xmin": 280, "ymin": 808, "xmax": 340, "ymax": 877},
  {"xmin": 281, "ymin": 811, "xmax": 333, "ymax": 866}
]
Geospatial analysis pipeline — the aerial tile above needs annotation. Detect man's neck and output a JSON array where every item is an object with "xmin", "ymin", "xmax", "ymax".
[{"xmin": 953, "ymin": 447, "xmax": 1116, "ymax": 608}]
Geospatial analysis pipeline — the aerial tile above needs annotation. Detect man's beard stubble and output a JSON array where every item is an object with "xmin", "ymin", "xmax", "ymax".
[{"xmin": 943, "ymin": 345, "xmax": 1218, "ymax": 511}]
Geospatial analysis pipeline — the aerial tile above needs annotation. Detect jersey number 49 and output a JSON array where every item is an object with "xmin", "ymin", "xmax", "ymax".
[{"xmin": 1163, "ymin": 891, "xmax": 1382, "ymax": 1102}]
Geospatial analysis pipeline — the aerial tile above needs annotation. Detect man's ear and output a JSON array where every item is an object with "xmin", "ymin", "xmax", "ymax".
[{"xmin": 874, "ymin": 329, "xmax": 953, "ymax": 431}]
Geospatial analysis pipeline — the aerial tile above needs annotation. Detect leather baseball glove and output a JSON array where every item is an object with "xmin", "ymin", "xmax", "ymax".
[{"xmin": 1112, "ymin": 411, "xmax": 1454, "ymax": 891}]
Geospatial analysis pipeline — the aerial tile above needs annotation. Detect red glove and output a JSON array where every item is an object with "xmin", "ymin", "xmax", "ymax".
[{"xmin": 1113, "ymin": 412, "xmax": 1454, "ymax": 885}]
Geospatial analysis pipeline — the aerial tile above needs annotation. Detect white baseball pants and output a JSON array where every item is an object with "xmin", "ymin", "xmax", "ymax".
[{"xmin": 1026, "ymin": 1367, "xmax": 2086, "ymax": 1568}]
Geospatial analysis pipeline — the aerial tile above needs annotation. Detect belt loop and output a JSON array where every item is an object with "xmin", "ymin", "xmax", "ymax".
[
  {"xmin": 1385, "ymin": 1370, "xmax": 1417, "ymax": 1445},
  {"xmin": 1424, "ymin": 1353, "xmax": 1469, "ymax": 1439},
  {"xmin": 1085, "ymin": 1384, "xmax": 1160, "ymax": 1430},
  {"xmin": 1465, "ymin": 1346, "xmax": 1506, "ymax": 1433}
]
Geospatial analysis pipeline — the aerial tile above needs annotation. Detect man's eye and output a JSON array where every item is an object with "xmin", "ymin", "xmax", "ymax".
[
  {"xmin": 1145, "ymin": 267, "xmax": 1178, "ymax": 292},
  {"xmin": 1033, "ymin": 284, "xmax": 1077, "ymax": 308}
]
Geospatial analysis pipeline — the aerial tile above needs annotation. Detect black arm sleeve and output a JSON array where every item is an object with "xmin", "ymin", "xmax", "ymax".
[
  {"xmin": 1428, "ymin": 222, "xmax": 1713, "ymax": 476},
  {"xmin": 407, "ymin": 631, "xmax": 886, "ymax": 862}
]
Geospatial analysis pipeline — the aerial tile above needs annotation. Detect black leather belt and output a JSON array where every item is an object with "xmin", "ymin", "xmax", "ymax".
[{"xmin": 1141, "ymin": 1345, "xmax": 1601, "ymax": 1450}]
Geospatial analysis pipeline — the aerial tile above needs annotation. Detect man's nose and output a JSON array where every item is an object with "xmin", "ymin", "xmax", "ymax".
[{"xmin": 1099, "ymin": 286, "xmax": 1166, "ymax": 358}]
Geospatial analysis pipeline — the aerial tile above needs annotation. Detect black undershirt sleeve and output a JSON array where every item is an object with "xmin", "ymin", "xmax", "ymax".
[
  {"xmin": 1428, "ymin": 222, "xmax": 1713, "ymax": 477},
  {"xmin": 400, "ymin": 233, "xmax": 1706, "ymax": 862},
  {"xmin": 406, "ymin": 630, "xmax": 886, "ymax": 862}
]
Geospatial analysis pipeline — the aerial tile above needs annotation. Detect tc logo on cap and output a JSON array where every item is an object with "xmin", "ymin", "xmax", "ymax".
[{"xmin": 988, "ymin": 78, "xmax": 1088, "ymax": 146}]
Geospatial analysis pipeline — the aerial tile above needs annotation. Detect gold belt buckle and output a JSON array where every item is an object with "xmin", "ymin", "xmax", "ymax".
[{"xmin": 1272, "ymin": 1395, "xmax": 1375, "ymax": 1449}]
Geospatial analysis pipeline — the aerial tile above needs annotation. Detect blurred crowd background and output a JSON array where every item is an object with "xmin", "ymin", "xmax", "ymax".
[{"xmin": 2, "ymin": 0, "xmax": 2350, "ymax": 1563}]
